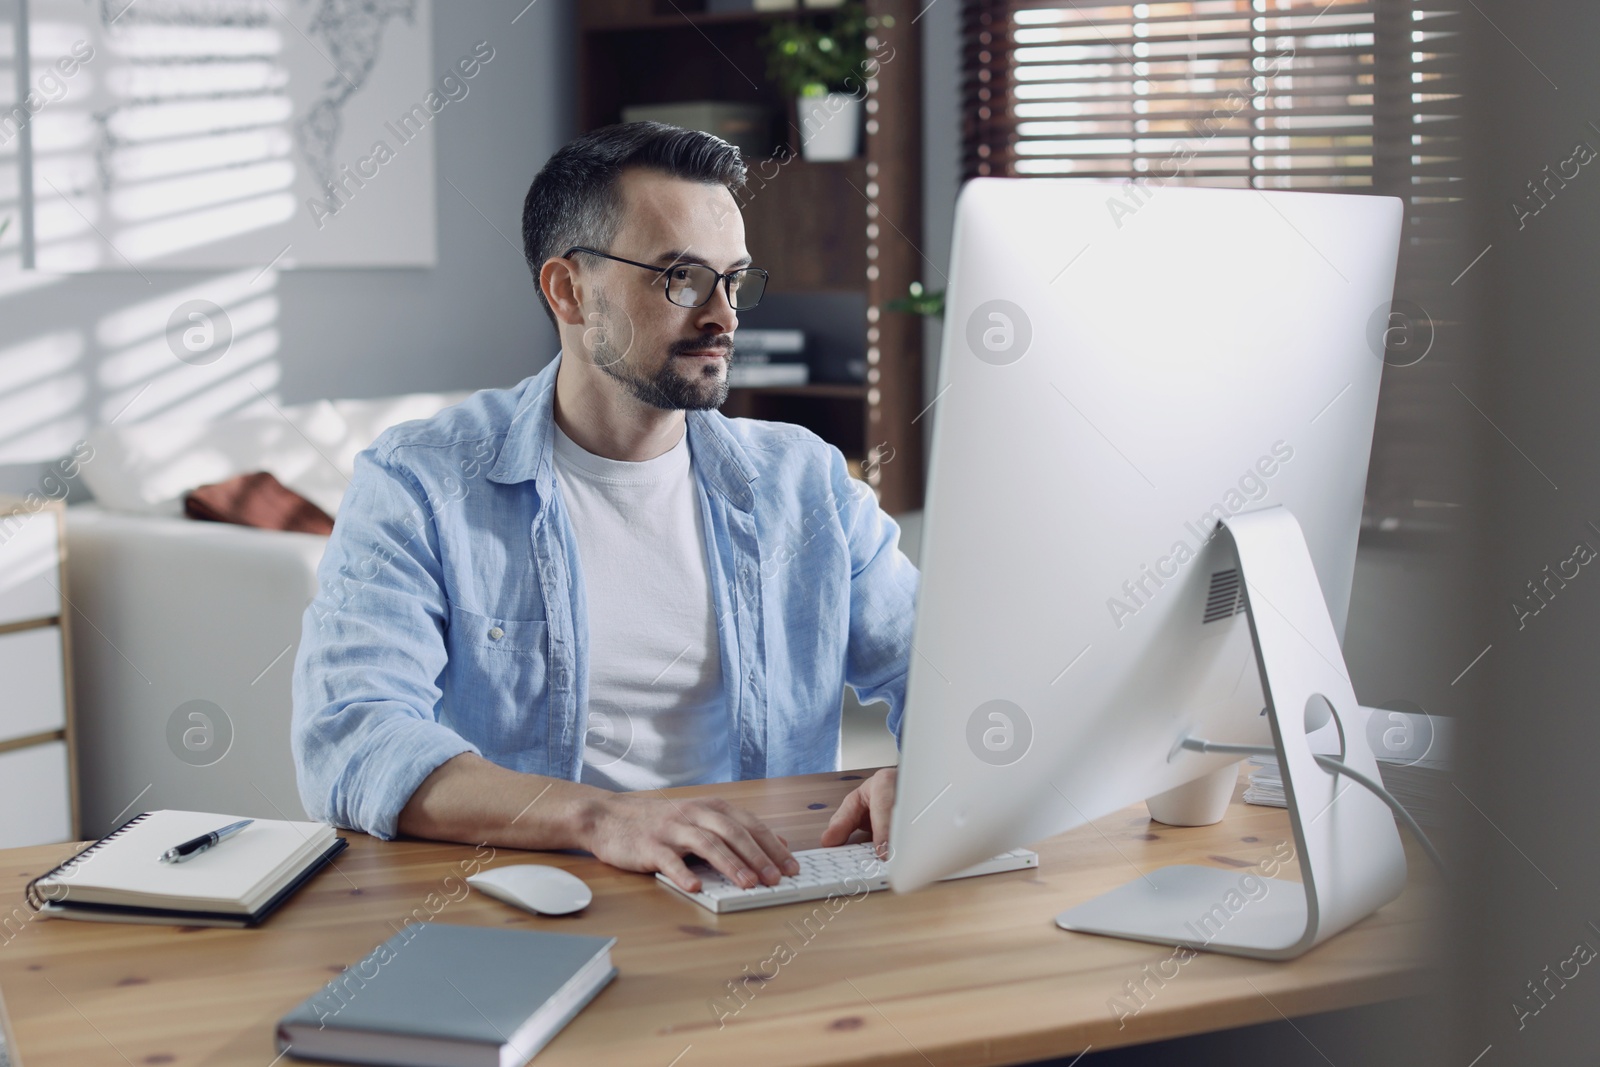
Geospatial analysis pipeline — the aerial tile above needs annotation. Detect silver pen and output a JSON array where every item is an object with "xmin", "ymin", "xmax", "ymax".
[{"xmin": 159, "ymin": 819, "xmax": 254, "ymax": 863}]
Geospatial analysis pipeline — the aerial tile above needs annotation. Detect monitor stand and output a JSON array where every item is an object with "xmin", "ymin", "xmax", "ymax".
[{"xmin": 1054, "ymin": 505, "xmax": 1409, "ymax": 961}]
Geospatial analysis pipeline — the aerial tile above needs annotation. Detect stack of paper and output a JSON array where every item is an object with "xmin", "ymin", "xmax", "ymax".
[
  {"xmin": 727, "ymin": 362, "xmax": 809, "ymax": 387},
  {"xmin": 1243, "ymin": 708, "xmax": 1453, "ymax": 830}
]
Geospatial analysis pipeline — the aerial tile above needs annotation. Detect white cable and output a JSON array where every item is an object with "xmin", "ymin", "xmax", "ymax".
[{"xmin": 1180, "ymin": 737, "xmax": 1447, "ymax": 877}]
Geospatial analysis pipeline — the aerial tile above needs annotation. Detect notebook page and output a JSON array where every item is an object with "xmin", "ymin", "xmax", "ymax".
[{"xmin": 43, "ymin": 811, "xmax": 333, "ymax": 909}]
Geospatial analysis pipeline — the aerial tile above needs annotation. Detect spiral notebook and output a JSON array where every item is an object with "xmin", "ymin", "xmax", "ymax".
[{"xmin": 24, "ymin": 810, "xmax": 348, "ymax": 928}]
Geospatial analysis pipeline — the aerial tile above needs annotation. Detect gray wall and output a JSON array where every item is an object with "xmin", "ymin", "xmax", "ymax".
[
  {"xmin": 1455, "ymin": 4, "xmax": 1600, "ymax": 1066},
  {"xmin": 0, "ymin": 0, "xmax": 574, "ymax": 499}
]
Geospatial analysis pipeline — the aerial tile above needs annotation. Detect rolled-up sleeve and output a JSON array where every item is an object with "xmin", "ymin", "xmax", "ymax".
[
  {"xmin": 291, "ymin": 445, "xmax": 479, "ymax": 840},
  {"xmin": 829, "ymin": 448, "xmax": 920, "ymax": 744}
]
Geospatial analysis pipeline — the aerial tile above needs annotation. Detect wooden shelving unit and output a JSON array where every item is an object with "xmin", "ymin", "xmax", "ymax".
[
  {"xmin": 576, "ymin": 0, "xmax": 925, "ymax": 513},
  {"xmin": 731, "ymin": 383, "xmax": 868, "ymax": 399}
]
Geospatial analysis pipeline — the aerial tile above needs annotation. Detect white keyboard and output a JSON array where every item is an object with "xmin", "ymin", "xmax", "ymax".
[{"xmin": 656, "ymin": 842, "xmax": 1039, "ymax": 913}]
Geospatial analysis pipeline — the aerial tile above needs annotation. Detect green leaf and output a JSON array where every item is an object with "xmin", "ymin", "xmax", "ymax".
[
  {"xmin": 760, "ymin": 1, "xmax": 872, "ymax": 98},
  {"xmin": 884, "ymin": 282, "xmax": 945, "ymax": 317}
]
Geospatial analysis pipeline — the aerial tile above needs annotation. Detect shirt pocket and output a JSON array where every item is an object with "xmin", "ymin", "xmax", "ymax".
[{"xmin": 443, "ymin": 604, "xmax": 551, "ymax": 758}]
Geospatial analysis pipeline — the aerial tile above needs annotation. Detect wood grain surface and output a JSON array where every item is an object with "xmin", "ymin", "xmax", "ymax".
[{"xmin": 0, "ymin": 767, "xmax": 1439, "ymax": 1067}]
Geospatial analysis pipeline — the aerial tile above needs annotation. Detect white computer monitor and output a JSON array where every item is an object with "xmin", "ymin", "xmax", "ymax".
[{"xmin": 886, "ymin": 178, "xmax": 1409, "ymax": 959}]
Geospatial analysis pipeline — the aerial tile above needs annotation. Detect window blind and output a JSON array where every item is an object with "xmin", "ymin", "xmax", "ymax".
[{"xmin": 961, "ymin": 0, "xmax": 1469, "ymax": 534}]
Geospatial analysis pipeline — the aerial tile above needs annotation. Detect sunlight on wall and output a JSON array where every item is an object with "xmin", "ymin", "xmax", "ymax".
[
  {"xmin": 32, "ymin": 11, "xmax": 297, "ymax": 270},
  {"xmin": 0, "ymin": 12, "xmax": 82, "ymax": 468},
  {"xmin": 1, "ymin": 12, "xmax": 288, "ymax": 471},
  {"xmin": 0, "ymin": 329, "xmax": 86, "ymax": 463},
  {"xmin": 96, "ymin": 267, "xmax": 282, "ymax": 427},
  {"xmin": 0, "ymin": 264, "xmax": 285, "ymax": 466},
  {"xmin": 28, "ymin": 15, "xmax": 102, "ymax": 272}
]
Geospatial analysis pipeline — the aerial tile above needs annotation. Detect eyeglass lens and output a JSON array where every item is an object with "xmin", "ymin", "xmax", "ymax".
[{"xmin": 665, "ymin": 265, "xmax": 766, "ymax": 310}]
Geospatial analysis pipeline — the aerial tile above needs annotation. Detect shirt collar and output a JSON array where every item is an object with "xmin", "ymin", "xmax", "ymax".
[{"xmin": 487, "ymin": 350, "xmax": 757, "ymax": 513}]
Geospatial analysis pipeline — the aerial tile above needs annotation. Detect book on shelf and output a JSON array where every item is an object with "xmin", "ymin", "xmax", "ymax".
[
  {"xmin": 727, "ymin": 361, "xmax": 809, "ymax": 388},
  {"xmin": 733, "ymin": 328, "xmax": 805, "ymax": 357}
]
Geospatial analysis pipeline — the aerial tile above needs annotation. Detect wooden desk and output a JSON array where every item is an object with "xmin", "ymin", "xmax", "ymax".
[{"xmin": 0, "ymin": 769, "xmax": 1437, "ymax": 1067}]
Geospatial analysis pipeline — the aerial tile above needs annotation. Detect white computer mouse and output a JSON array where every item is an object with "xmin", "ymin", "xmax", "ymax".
[{"xmin": 466, "ymin": 864, "xmax": 593, "ymax": 916}]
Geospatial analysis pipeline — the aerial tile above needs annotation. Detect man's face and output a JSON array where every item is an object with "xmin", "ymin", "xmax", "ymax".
[{"xmin": 575, "ymin": 168, "xmax": 750, "ymax": 411}]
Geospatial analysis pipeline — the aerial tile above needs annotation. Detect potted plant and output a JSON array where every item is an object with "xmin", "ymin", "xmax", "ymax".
[
  {"xmin": 760, "ymin": 2, "xmax": 891, "ymax": 161},
  {"xmin": 884, "ymin": 280, "xmax": 944, "ymax": 317}
]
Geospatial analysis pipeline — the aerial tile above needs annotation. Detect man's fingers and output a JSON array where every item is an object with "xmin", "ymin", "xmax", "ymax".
[
  {"xmin": 657, "ymin": 850, "xmax": 702, "ymax": 893},
  {"xmin": 673, "ymin": 821, "xmax": 761, "ymax": 888},
  {"xmin": 727, "ymin": 806, "xmax": 796, "ymax": 870},
  {"xmin": 820, "ymin": 787, "xmax": 869, "ymax": 846},
  {"xmin": 868, "ymin": 778, "xmax": 894, "ymax": 860},
  {"xmin": 694, "ymin": 808, "xmax": 786, "ymax": 884},
  {"xmin": 728, "ymin": 808, "xmax": 799, "ymax": 876},
  {"xmin": 652, "ymin": 798, "xmax": 755, "ymax": 887}
]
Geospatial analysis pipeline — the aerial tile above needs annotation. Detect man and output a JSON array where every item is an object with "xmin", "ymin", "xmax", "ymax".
[{"xmin": 292, "ymin": 123, "xmax": 917, "ymax": 894}]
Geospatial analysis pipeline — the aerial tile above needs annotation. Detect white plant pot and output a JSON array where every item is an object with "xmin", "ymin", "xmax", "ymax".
[
  {"xmin": 797, "ymin": 92, "xmax": 863, "ymax": 162},
  {"xmin": 1144, "ymin": 762, "xmax": 1240, "ymax": 826}
]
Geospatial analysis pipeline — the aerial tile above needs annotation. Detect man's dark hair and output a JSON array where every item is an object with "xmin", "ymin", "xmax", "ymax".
[{"xmin": 521, "ymin": 121, "xmax": 748, "ymax": 331}]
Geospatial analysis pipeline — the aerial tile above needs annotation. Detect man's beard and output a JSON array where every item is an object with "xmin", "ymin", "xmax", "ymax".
[{"xmin": 589, "ymin": 296, "xmax": 730, "ymax": 411}]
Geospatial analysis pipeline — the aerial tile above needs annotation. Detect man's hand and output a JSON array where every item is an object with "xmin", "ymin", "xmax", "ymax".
[
  {"xmin": 584, "ymin": 792, "xmax": 800, "ymax": 893},
  {"xmin": 818, "ymin": 767, "xmax": 897, "ymax": 859}
]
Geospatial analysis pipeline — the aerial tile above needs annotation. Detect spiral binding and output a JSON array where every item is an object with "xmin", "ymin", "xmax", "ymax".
[{"xmin": 24, "ymin": 811, "xmax": 152, "ymax": 911}]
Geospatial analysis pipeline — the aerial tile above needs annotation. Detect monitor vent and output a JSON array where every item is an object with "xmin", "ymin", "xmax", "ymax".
[{"xmin": 1202, "ymin": 569, "xmax": 1246, "ymax": 624}]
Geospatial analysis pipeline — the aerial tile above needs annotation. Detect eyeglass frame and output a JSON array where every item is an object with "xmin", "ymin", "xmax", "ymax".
[{"xmin": 561, "ymin": 246, "xmax": 769, "ymax": 310}]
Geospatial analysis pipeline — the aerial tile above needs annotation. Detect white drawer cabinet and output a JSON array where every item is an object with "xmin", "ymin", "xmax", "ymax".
[
  {"xmin": 0, "ymin": 504, "xmax": 61, "ymax": 626},
  {"xmin": 0, "ymin": 741, "xmax": 71, "ymax": 849},
  {"xmin": 0, "ymin": 625, "xmax": 67, "ymax": 743},
  {"xmin": 0, "ymin": 496, "xmax": 78, "ymax": 847}
]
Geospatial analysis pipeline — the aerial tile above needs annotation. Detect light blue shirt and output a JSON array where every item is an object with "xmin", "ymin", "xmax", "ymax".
[{"xmin": 291, "ymin": 353, "xmax": 919, "ymax": 840}]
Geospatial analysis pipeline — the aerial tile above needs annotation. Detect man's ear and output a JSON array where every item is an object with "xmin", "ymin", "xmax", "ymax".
[{"xmin": 539, "ymin": 257, "xmax": 586, "ymax": 327}]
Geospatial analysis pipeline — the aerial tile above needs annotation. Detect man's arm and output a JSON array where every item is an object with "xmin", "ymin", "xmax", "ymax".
[
  {"xmin": 399, "ymin": 753, "xmax": 799, "ymax": 892},
  {"xmin": 829, "ymin": 450, "xmax": 919, "ymax": 740},
  {"xmin": 292, "ymin": 444, "xmax": 479, "ymax": 841},
  {"xmin": 818, "ymin": 447, "xmax": 919, "ymax": 852}
]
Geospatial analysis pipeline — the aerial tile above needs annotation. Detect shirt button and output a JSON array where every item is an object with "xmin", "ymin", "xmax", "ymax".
[{"xmin": 488, "ymin": 626, "xmax": 504, "ymax": 640}]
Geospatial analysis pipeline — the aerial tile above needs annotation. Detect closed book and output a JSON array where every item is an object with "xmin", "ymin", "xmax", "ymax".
[
  {"xmin": 619, "ymin": 101, "xmax": 771, "ymax": 157},
  {"xmin": 727, "ymin": 362, "xmax": 810, "ymax": 387},
  {"xmin": 277, "ymin": 922, "xmax": 617, "ymax": 1067},
  {"xmin": 24, "ymin": 810, "xmax": 346, "ymax": 928},
  {"xmin": 733, "ymin": 328, "xmax": 805, "ymax": 355}
]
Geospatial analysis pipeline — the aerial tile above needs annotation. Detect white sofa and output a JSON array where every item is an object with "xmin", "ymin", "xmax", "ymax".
[{"xmin": 66, "ymin": 392, "xmax": 471, "ymax": 837}]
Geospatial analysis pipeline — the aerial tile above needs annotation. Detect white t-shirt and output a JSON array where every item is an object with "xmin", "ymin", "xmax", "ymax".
[{"xmin": 552, "ymin": 421, "xmax": 733, "ymax": 791}]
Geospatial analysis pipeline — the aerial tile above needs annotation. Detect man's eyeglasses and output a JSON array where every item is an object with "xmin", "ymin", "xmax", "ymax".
[{"xmin": 563, "ymin": 247, "xmax": 769, "ymax": 311}]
